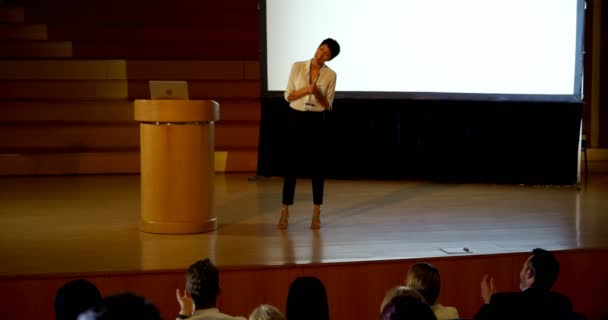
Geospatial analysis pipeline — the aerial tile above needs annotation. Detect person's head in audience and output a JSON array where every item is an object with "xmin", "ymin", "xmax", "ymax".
[
  {"xmin": 520, "ymin": 248, "xmax": 560, "ymax": 291},
  {"xmin": 380, "ymin": 295, "xmax": 437, "ymax": 320},
  {"xmin": 286, "ymin": 276, "xmax": 329, "ymax": 320},
  {"xmin": 249, "ymin": 304, "xmax": 285, "ymax": 320},
  {"xmin": 380, "ymin": 286, "xmax": 426, "ymax": 314},
  {"xmin": 186, "ymin": 258, "xmax": 221, "ymax": 309},
  {"xmin": 77, "ymin": 292, "xmax": 162, "ymax": 320},
  {"xmin": 405, "ymin": 263, "xmax": 441, "ymax": 306},
  {"xmin": 55, "ymin": 279, "xmax": 102, "ymax": 320}
]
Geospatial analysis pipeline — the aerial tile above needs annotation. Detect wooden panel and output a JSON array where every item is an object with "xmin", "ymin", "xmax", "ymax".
[
  {"xmin": 0, "ymin": 80, "xmax": 128, "ymax": 99},
  {"xmin": 0, "ymin": 24, "xmax": 47, "ymax": 40},
  {"xmin": 0, "ymin": 251, "xmax": 606, "ymax": 320},
  {"xmin": 553, "ymin": 250, "xmax": 608, "ymax": 320},
  {"xmin": 0, "ymin": 41, "xmax": 72, "ymax": 58},
  {"xmin": 128, "ymin": 80, "xmax": 260, "ymax": 99},
  {"xmin": 432, "ymin": 255, "xmax": 520, "ymax": 318},
  {"xmin": 0, "ymin": 7, "xmax": 24, "ymax": 23},
  {"xmin": 0, "ymin": 99, "xmax": 259, "ymax": 123},
  {"xmin": 126, "ymin": 60, "xmax": 254, "ymax": 80},
  {"xmin": 0, "ymin": 60, "xmax": 127, "ymax": 80}
]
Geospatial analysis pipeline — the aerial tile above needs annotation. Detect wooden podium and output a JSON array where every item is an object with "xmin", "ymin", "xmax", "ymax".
[{"xmin": 134, "ymin": 100, "xmax": 220, "ymax": 234}]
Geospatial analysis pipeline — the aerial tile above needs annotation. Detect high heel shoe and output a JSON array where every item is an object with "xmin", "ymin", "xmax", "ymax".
[
  {"xmin": 277, "ymin": 207, "xmax": 289, "ymax": 229},
  {"xmin": 310, "ymin": 207, "xmax": 321, "ymax": 229}
]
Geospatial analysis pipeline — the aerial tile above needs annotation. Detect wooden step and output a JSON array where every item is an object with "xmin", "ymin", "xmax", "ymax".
[
  {"xmin": 25, "ymin": 3, "xmax": 257, "ymax": 25},
  {"xmin": 0, "ymin": 80, "xmax": 128, "ymax": 99},
  {"xmin": 0, "ymin": 100, "xmax": 134, "ymax": 123},
  {"xmin": 0, "ymin": 99, "xmax": 259, "ymax": 123},
  {"xmin": 588, "ymin": 148, "xmax": 608, "ymax": 161},
  {"xmin": 216, "ymin": 100, "xmax": 260, "ymax": 122},
  {"xmin": 0, "ymin": 60, "xmax": 127, "ymax": 80},
  {"xmin": 49, "ymin": 25, "xmax": 257, "ymax": 43},
  {"xmin": 72, "ymin": 41, "xmax": 257, "ymax": 60},
  {"xmin": 128, "ymin": 80, "xmax": 260, "ymax": 100},
  {"xmin": 214, "ymin": 150, "xmax": 258, "ymax": 172},
  {"xmin": 0, "ymin": 149, "xmax": 257, "ymax": 175},
  {"xmin": 0, "ymin": 41, "xmax": 72, "ymax": 58},
  {"xmin": 216, "ymin": 124, "xmax": 259, "ymax": 149},
  {"xmin": 0, "ymin": 123, "xmax": 258, "ymax": 150},
  {"xmin": 0, "ymin": 80, "xmax": 258, "ymax": 100},
  {"xmin": 0, "ymin": 124, "xmax": 140, "ymax": 149},
  {"xmin": 0, "ymin": 7, "xmax": 24, "ymax": 23},
  {"xmin": 0, "ymin": 24, "xmax": 47, "ymax": 40},
  {"xmin": 0, "ymin": 150, "xmax": 140, "ymax": 175},
  {"xmin": 126, "ymin": 60, "xmax": 259, "ymax": 80},
  {"xmin": 0, "ymin": 59, "xmax": 256, "ymax": 80}
]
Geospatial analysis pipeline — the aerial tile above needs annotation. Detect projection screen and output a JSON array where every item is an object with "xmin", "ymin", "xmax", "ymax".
[{"xmin": 261, "ymin": 0, "xmax": 585, "ymax": 102}]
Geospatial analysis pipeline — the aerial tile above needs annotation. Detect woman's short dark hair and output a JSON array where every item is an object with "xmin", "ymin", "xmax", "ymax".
[
  {"xmin": 320, "ymin": 38, "xmax": 340, "ymax": 60},
  {"xmin": 286, "ymin": 276, "xmax": 329, "ymax": 320}
]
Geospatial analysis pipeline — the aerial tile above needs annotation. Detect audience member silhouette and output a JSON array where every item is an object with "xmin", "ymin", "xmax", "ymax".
[
  {"xmin": 175, "ymin": 258, "xmax": 246, "ymax": 320},
  {"xmin": 405, "ymin": 263, "xmax": 459, "ymax": 320},
  {"xmin": 380, "ymin": 294, "xmax": 437, "ymax": 320},
  {"xmin": 379, "ymin": 286, "xmax": 426, "ymax": 314},
  {"xmin": 54, "ymin": 279, "xmax": 102, "ymax": 320},
  {"xmin": 77, "ymin": 292, "xmax": 161, "ymax": 320},
  {"xmin": 249, "ymin": 304, "xmax": 285, "ymax": 320},
  {"xmin": 475, "ymin": 248, "xmax": 574, "ymax": 320},
  {"xmin": 285, "ymin": 276, "xmax": 329, "ymax": 320}
]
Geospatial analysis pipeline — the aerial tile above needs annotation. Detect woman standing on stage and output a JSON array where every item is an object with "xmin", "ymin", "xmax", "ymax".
[{"xmin": 277, "ymin": 38, "xmax": 340, "ymax": 230}]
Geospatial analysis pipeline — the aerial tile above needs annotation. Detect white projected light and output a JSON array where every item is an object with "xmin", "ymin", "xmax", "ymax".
[{"xmin": 264, "ymin": 0, "xmax": 583, "ymax": 100}]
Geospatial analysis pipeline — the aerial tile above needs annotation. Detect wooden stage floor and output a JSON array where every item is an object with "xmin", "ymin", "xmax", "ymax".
[{"xmin": 1, "ymin": 172, "xmax": 607, "ymax": 277}]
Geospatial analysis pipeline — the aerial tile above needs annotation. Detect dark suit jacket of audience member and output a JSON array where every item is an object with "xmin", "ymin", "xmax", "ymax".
[{"xmin": 474, "ymin": 287, "xmax": 573, "ymax": 320}]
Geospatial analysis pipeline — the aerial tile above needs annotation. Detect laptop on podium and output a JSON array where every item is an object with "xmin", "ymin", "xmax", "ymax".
[{"xmin": 149, "ymin": 80, "xmax": 189, "ymax": 99}]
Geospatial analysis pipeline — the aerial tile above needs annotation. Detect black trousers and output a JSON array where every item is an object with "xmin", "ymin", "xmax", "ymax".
[{"xmin": 282, "ymin": 107, "xmax": 326, "ymax": 206}]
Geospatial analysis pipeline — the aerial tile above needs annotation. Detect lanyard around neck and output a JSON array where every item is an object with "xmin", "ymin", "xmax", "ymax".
[{"xmin": 309, "ymin": 61, "xmax": 321, "ymax": 85}]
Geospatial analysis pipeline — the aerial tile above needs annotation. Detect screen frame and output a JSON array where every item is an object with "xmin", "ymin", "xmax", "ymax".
[{"xmin": 259, "ymin": 0, "xmax": 586, "ymax": 103}]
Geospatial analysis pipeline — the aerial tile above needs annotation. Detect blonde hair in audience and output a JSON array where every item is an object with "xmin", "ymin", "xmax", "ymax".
[
  {"xmin": 249, "ymin": 304, "xmax": 285, "ymax": 320},
  {"xmin": 380, "ymin": 286, "xmax": 425, "ymax": 313},
  {"xmin": 405, "ymin": 262, "xmax": 441, "ymax": 305}
]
